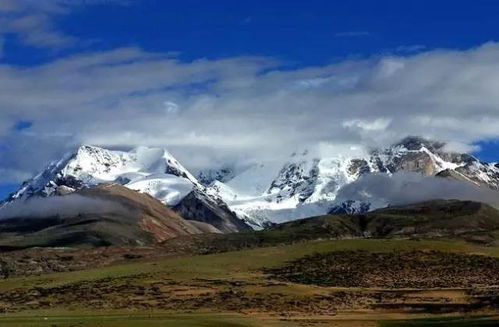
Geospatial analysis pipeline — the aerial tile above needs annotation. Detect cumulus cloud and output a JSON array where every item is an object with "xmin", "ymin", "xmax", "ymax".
[
  {"xmin": 0, "ymin": 194, "xmax": 127, "ymax": 220},
  {"xmin": 3, "ymin": 43, "xmax": 499, "ymax": 181},
  {"xmin": 335, "ymin": 172, "xmax": 499, "ymax": 209}
]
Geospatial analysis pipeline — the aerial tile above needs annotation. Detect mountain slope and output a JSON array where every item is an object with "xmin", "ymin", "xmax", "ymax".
[
  {"xmin": 362, "ymin": 200, "xmax": 499, "ymax": 239},
  {"xmin": 0, "ymin": 184, "xmax": 218, "ymax": 249},
  {"xmin": 8, "ymin": 146, "xmax": 198, "ymax": 204},
  {"xmin": 276, "ymin": 199, "xmax": 499, "ymax": 243},
  {"xmin": 174, "ymin": 190, "xmax": 251, "ymax": 233},
  {"xmin": 5, "ymin": 145, "xmax": 250, "ymax": 232},
  {"xmin": 206, "ymin": 137, "xmax": 499, "ymax": 227},
  {"xmin": 183, "ymin": 200, "xmax": 499, "ymax": 254}
]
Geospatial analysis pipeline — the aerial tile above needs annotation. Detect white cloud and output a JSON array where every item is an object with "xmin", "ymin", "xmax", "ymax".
[
  {"xmin": 164, "ymin": 101, "xmax": 179, "ymax": 114},
  {"xmin": 0, "ymin": 194, "xmax": 128, "ymax": 220},
  {"xmin": 0, "ymin": 1, "xmax": 72, "ymax": 49},
  {"xmin": 343, "ymin": 118, "xmax": 392, "ymax": 131},
  {"xmin": 0, "ymin": 0, "xmax": 130, "ymax": 51},
  {"xmin": 2, "ymin": 43, "xmax": 499, "ymax": 182},
  {"xmin": 335, "ymin": 171, "xmax": 499, "ymax": 209},
  {"xmin": 442, "ymin": 141, "xmax": 480, "ymax": 154}
]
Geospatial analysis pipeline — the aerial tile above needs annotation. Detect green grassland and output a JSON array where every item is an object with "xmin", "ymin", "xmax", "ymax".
[
  {"xmin": 0, "ymin": 239, "xmax": 498, "ymax": 326},
  {"xmin": 1, "ymin": 238, "xmax": 497, "ymax": 291}
]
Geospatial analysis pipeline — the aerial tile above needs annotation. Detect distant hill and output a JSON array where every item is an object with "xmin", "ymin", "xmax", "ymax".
[
  {"xmin": 282, "ymin": 199, "xmax": 499, "ymax": 241},
  {"xmin": 186, "ymin": 200, "xmax": 499, "ymax": 253},
  {"xmin": 1, "ymin": 197, "xmax": 498, "ymax": 251},
  {"xmin": 0, "ymin": 184, "xmax": 220, "ymax": 250}
]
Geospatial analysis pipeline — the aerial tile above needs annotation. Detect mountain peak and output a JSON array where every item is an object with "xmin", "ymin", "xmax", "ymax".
[
  {"xmin": 394, "ymin": 136, "xmax": 445, "ymax": 152},
  {"xmin": 7, "ymin": 145, "xmax": 197, "ymax": 204},
  {"xmin": 76, "ymin": 144, "xmax": 105, "ymax": 152},
  {"xmin": 206, "ymin": 136, "xmax": 499, "ymax": 228},
  {"xmin": 4, "ymin": 145, "xmax": 250, "ymax": 233}
]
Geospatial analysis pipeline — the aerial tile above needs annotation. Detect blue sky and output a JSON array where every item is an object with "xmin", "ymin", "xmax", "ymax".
[
  {"xmin": 5, "ymin": 0, "xmax": 499, "ymax": 66},
  {"xmin": 1, "ymin": 0, "xmax": 499, "ymax": 199}
]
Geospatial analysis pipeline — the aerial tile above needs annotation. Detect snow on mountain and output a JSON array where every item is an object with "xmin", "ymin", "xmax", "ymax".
[
  {"xmin": 5, "ymin": 137, "xmax": 498, "ymax": 231},
  {"xmin": 206, "ymin": 137, "xmax": 499, "ymax": 228},
  {"xmin": 9, "ymin": 146, "xmax": 197, "ymax": 206},
  {"xmin": 126, "ymin": 174, "xmax": 193, "ymax": 206},
  {"xmin": 5, "ymin": 145, "xmax": 250, "ymax": 232},
  {"xmin": 204, "ymin": 152, "xmax": 371, "ymax": 227}
]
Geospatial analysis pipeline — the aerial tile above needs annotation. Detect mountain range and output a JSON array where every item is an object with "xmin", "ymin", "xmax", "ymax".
[
  {"xmin": 205, "ymin": 137, "xmax": 499, "ymax": 227},
  {"xmin": 2, "ymin": 137, "xmax": 499, "ymax": 231}
]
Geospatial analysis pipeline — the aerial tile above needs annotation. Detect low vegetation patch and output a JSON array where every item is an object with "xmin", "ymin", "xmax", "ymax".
[{"xmin": 264, "ymin": 250, "xmax": 499, "ymax": 288}]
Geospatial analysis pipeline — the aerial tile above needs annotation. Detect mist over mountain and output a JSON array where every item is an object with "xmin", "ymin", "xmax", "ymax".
[
  {"xmin": 334, "ymin": 171, "xmax": 499, "ymax": 210},
  {"xmin": 2, "ymin": 145, "xmax": 251, "ymax": 233},
  {"xmin": 204, "ymin": 136, "xmax": 499, "ymax": 227},
  {"xmin": 0, "ymin": 194, "xmax": 127, "ymax": 220},
  {"xmin": 3, "ymin": 136, "xmax": 498, "ymax": 230}
]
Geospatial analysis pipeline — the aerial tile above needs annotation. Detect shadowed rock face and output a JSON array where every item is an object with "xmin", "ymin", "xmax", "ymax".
[
  {"xmin": 388, "ymin": 151, "xmax": 438, "ymax": 175},
  {"xmin": 347, "ymin": 159, "xmax": 370, "ymax": 176},
  {"xmin": 174, "ymin": 189, "xmax": 251, "ymax": 233},
  {"xmin": 0, "ymin": 184, "xmax": 221, "ymax": 249},
  {"xmin": 386, "ymin": 137, "xmax": 499, "ymax": 189}
]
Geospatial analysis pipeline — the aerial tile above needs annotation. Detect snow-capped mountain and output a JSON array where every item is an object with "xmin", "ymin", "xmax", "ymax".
[
  {"xmin": 206, "ymin": 137, "xmax": 499, "ymax": 228},
  {"xmin": 10, "ymin": 146, "xmax": 197, "ymax": 205},
  {"xmin": 6, "ymin": 146, "xmax": 250, "ymax": 233},
  {"xmin": 5, "ymin": 137, "xmax": 499, "ymax": 231}
]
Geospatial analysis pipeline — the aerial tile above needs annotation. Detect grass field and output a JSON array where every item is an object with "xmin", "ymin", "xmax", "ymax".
[
  {"xmin": 0, "ymin": 239, "xmax": 498, "ymax": 326},
  {"xmin": 1, "ymin": 238, "xmax": 497, "ymax": 291}
]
